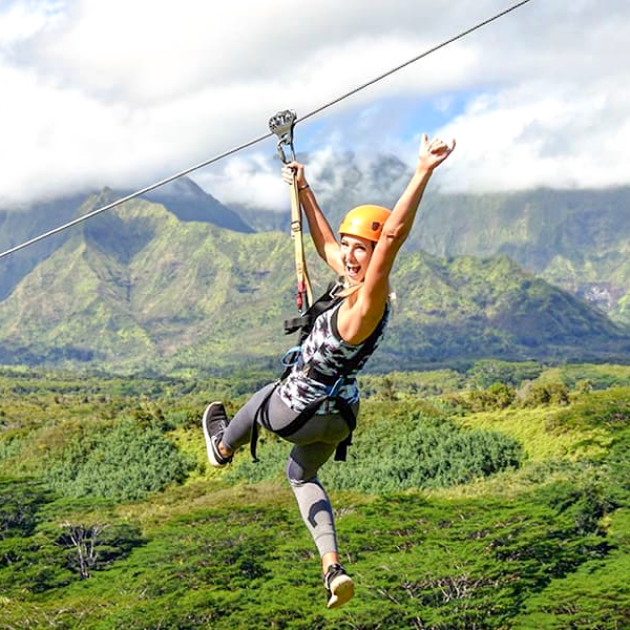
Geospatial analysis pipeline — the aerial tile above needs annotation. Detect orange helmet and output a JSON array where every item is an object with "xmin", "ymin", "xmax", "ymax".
[{"xmin": 338, "ymin": 205, "xmax": 391, "ymax": 243}]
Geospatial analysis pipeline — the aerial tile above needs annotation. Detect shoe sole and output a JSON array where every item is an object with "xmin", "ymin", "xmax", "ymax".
[
  {"xmin": 202, "ymin": 402, "xmax": 227, "ymax": 468},
  {"xmin": 327, "ymin": 574, "xmax": 354, "ymax": 609}
]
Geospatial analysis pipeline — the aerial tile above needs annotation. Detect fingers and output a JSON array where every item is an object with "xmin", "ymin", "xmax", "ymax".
[
  {"xmin": 281, "ymin": 160, "xmax": 307, "ymax": 187},
  {"xmin": 428, "ymin": 138, "xmax": 446, "ymax": 153},
  {"xmin": 438, "ymin": 138, "xmax": 456, "ymax": 155},
  {"xmin": 425, "ymin": 136, "xmax": 456, "ymax": 157},
  {"xmin": 281, "ymin": 164, "xmax": 297, "ymax": 183},
  {"xmin": 418, "ymin": 133, "xmax": 456, "ymax": 171},
  {"xmin": 420, "ymin": 134, "xmax": 456, "ymax": 152}
]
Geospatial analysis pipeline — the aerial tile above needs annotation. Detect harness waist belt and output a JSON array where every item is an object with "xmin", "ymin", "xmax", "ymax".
[{"xmin": 305, "ymin": 366, "xmax": 340, "ymax": 386}]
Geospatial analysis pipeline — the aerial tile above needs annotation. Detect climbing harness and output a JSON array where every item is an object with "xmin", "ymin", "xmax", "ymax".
[
  {"xmin": 250, "ymin": 195, "xmax": 397, "ymax": 462},
  {"xmin": 250, "ymin": 379, "xmax": 358, "ymax": 463},
  {"xmin": 283, "ymin": 276, "xmax": 345, "ymax": 343},
  {"xmin": 249, "ymin": 277, "xmax": 345, "ymax": 461},
  {"xmin": 0, "ymin": 0, "xmax": 534, "ymax": 261},
  {"xmin": 269, "ymin": 109, "xmax": 313, "ymax": 314},
  {"xmin": 280, "ymin": 276, "xmax": 346, "ymax": 374},
  {"xmin": 249, "ymin": 281, "xmax": 389, "ymax": 463}
]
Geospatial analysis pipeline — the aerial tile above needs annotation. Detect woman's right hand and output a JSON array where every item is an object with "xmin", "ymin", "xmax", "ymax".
[
  {"xmin": 281, "ymin": 161, "xmax": 308, "ymax": 188},
  {"xmin": 417, "ymin": 134, "xmax": 456, "ymax": 173}
]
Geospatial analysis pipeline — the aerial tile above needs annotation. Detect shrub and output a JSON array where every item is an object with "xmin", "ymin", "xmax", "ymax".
[
  {"xmin": 45, "ymin": 418, "xmax": 193, "ymax": 501},
  {"xmin": 323, "ymin": 419, "xmax": 523, "ymax": 493},
  {"xmin": 226, "ymin": 408, "xmax": 523, "ymax": 494},
  {"xmin": 466, "ymin": 382, "xmax": 517, "ymax": 411},
  {"xmin": 0, "ymin": 477, "xmax": 52, "ymax": 539},
  {"xmin": 545, "ymin": 387, "xmax": 630, "ymax": 433},
  {"xmin": 467, "ymin": 360, "xmax": 543, "ymax": 388},
  {"xmin": 517, "ymin": 381, "xmax": 570, "ymax": 407}
]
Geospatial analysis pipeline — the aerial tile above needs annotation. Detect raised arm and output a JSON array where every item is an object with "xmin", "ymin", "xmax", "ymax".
[
  {"xmin": 282, "ymin": 162, "xmax": 344, "ymax": 276},
  {"xmin": 353, "ymin": 135, "xmax": 456, "ymax": 327}
]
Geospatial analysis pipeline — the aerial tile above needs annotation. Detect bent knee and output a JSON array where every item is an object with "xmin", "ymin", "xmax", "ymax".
[{"xmin": 286, "ymin": 458, "xmax": 317, "ymax": 486}]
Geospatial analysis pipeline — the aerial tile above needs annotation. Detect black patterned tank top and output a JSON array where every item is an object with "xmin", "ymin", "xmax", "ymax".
[{"xmin": 278, "ymin": 300, "xmax": 389, "ymax": 414}]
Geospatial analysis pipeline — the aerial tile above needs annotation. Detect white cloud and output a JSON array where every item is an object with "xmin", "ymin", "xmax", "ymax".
[
  {"xmin": 198, "ymin": 153, "xmax": 288, "ymax": 212},
  {"xmin": 0, "ymin": 0, "xmax": 629, "ymax": 208},
  {"xmin": 436, "ymin": 81, "xmax": 630, "ymax": 192},
  {"xmin": 196, "ymin": 146, "xmax": 413, "ymax": 213},
  {"xmin": 0, "ymin": 0, "xmax": 64, "ymax": 49}
]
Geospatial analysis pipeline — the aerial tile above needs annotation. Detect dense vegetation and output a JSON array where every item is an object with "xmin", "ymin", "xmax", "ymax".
[{"xmin": 1, "ymin": 361, "xmax": 630, "ymax": 628}]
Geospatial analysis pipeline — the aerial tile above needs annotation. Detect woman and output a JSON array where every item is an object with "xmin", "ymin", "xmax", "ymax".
[{"xmin": 202, "ymin": 133, "xmax": 455, "ymax": 608}]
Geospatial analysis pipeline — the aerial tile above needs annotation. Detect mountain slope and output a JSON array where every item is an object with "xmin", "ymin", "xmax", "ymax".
[
  {"xmin": 0, "ymin": 198, "xmax": 628, "ymax": 374},
  {"xmin": 0, "ymin": 198, "xmax": 295, "ymax": 371},
  {"xmin": 0, "ymin": 178, "xmax": 253, "ymax": 304},
  {"xmin": 407, "ymin": 186, "xmax": 630, "ymax": 323},
  {"xmin": 0, "ymin": 194, "xmax": 87, "ymax": 301},
  {"xmin": 234, "ymin": 152, "xmax": 630, "ymax": 323},
  {"xmin": 141, "ymin": 177, "xmax": 253, "ymax": 232}
]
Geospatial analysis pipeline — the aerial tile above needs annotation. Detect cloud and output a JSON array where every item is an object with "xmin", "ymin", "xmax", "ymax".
[
  {"xmin": 198, "ymin": 153, "xmax": 288, "ymax": 212},
  {"xmin": 435, "ymin": 79, "xmax": 630, "ymax": 193},
  {"xmin": 196, "ymin": 146, "xmax": 413, "ymax": 213},
  {"xmin": 0, "ymin": 0, "xmax": 629, "ymax": 209},
  {"xmin": 0, "ymin": 0, "xmax": 64, "ymax": 49}
]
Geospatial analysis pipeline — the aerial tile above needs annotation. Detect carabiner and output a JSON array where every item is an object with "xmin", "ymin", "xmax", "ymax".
[
  {"xmin": 281, "ymin": 345, "xmax": 302, "ymax": 367},
  {"xmin": 328, "ymin": 377, "xmax": 346, "ymax": 399}
]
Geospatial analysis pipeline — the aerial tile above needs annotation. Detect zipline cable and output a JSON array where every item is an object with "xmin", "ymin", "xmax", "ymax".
[
  {"xmin": 0, "ymin": 0, "xmax": 533, "ymax": 261},
  {"xmin": 0, "ymin": 132, "xmax": 273, "ymax": 259}
]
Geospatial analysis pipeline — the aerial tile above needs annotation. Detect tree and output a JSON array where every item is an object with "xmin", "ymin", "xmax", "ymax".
[{"xmin": 57, "ymin": 522, "xmax": 108, "ymax": 579}]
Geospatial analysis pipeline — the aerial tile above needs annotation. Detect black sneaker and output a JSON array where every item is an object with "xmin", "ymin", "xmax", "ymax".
[
  {"xmin": 323, "ymin": 563, "xmax": 354, "ymax": 609},
  {"xmin": 202, "ymin": 402, "xmax": 232, "ymax": 468}
]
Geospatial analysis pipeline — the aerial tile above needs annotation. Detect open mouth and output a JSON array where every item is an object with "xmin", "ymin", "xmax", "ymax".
[{"xmin": 346, "ymin": 263, "xmax": 361, "ymax": 278}]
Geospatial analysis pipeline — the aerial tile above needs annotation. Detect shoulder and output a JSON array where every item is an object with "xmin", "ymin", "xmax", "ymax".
[{"xmin": 337, "ymin": 287, "xmax": 387, "ymax": 344}]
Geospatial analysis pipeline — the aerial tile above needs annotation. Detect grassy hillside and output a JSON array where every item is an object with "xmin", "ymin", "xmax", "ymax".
[
  {"xmin": 1, "ymin": 199, "xmax": 629, "ymax": 374},
  {"xmin": 1, "ymin": 364, "xmax": 629, "ymax": 628},
  {"xmin": 405, "ymin": 186, "xmax": 630, "ymax": 324},
  {"xmin": 0, "ymin": 180, "xmax": 251, "ymax": 304}
]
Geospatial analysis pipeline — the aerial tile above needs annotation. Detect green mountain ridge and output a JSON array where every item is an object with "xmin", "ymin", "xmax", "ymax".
[
  {"xmin": 5, "ymin": 168, "xmax": 630, "ymax": 327},
  {"xmin": 233, "ymin": 152, "xmax": 630, "ymax": 325},
  {"xmin": 0, "ymin": 193, "xmax": 86, "ymax": 301},
  {"xmin": 0, "ymin": 196, "xmax": 628, "ymax": 374},
  {"xmin": 405, "ymin": 185, "xmax": 630, "ymax": 324},
  {"xmin": 0, "ymin": 180, "xmax": 252, "ymax": 304}
]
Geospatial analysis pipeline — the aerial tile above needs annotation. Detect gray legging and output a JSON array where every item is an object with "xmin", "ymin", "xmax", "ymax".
[{"xmin": 222, "ymin": 382, "xmax": 357, "ymax": 558}]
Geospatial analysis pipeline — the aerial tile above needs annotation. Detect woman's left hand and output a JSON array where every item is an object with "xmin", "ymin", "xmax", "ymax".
[
  {"xmin": 417, "ymin": 134, "xmax": 456, "ymax": 173},
  {"xmin": 281, "ymin": 161, "xmax": 307, "ymax": 188}
]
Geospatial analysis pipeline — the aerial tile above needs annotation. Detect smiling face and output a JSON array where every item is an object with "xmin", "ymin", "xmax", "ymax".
[{"xmin": 339, "ymin": 233, "xmax": 374, "ymax": 284}]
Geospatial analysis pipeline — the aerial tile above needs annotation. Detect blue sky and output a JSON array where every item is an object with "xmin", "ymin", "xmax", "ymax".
[
  {"xmin": 0, "ymin": 0, "xmax": 628, "ymax": 210},
  {"xmin": 298, "ymin": 92, "xmax": 474, "ymax": 153}
]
